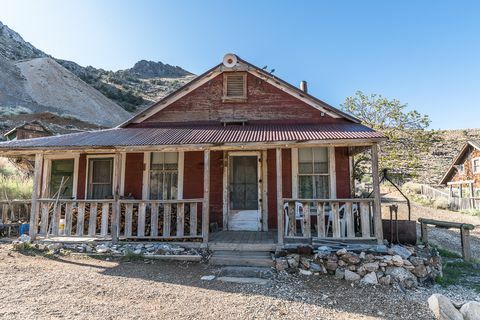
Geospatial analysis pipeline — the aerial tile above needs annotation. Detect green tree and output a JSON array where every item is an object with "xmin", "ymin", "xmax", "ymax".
[{"xmin": 342, "ymin": 91, "xmax": 439, "ymax": 182}]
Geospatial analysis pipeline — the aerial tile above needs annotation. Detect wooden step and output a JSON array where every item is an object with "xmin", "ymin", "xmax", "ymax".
[
  {"xmin": 208, "ymin": 242, "xmax": 276, "ymax": 252},
  {"xmin": 210, "ymin": 251, "xmax": 274, "ymax": 267}
]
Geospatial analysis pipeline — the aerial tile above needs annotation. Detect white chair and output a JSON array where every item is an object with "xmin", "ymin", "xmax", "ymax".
[
  {"xmin": 283, "ymin": 202, "xmax": 304, "ymax": 236},
  {"xmin": 326, "ymin": 203, "xmax": 358, "ymax": 237}
]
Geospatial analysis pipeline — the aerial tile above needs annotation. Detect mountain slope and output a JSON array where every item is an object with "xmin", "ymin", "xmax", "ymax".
[
  {"xmin": 16, "ymin": 57, "xmax": 131, "ymax": 127},
  {"xmin": 0, "ymin": 21, "xmax": 46, "ymax": 60}
]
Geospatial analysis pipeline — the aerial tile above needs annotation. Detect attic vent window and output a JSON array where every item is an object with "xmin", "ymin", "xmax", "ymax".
[{"xmin": 223, "ymin": 72, "xmax": 247, "ymax": 102}]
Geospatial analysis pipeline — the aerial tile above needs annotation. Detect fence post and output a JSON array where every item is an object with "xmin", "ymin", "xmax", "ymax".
[{"xmin": 460, "ymin": 227, "xmax": 472, "ymax": 262}]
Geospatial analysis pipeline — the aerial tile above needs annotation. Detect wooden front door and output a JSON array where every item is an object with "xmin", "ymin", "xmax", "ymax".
[{"xmin": 228, "ymin": 153, "xmax": 261, "ymax": 231}]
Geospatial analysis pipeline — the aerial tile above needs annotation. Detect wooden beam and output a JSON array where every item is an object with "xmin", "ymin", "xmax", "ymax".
[
  {"xmin": 329, "ymin": 146, "xmax": 337, "ymax": 198},
  {"xmin": 202, "ymin": 150, "xmax": 210, "ymax": 242},
  {"xmin": 29, "ymin": 153, "xmax": 43, "ymax": 239},
  {"xmin": 276, "ymin": 148, "xmax": 284, "ymax": 246},
  {"xmin": 371, "ymin": 143, "xmax": 384, "ymax": 244},
  {"xmin": 261, "ymin": 150, "xmax": 268, "ymax": 231}
]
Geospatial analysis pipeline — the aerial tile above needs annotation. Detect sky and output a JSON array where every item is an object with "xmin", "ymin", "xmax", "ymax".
[{"xmin": 1, "ymin": 0, "xmax": 479, "ymax": 130}]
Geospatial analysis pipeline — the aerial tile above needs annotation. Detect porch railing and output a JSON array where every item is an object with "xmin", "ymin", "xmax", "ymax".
[
  {"xmin": 282, "ymin": 198, "xmax": 375, "ymax": 240},
  {"xmin": 35, "ymin": 198, "xmax": 204, "ymax": 240}
]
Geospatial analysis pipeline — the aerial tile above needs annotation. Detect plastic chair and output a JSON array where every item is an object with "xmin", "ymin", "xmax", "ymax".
[
  {"xmin": 326, "ymin": 203, "xmax": 358, "ymax": 237},
  {"xmin": 283, "ymin": 202, "xmax": 304, "ymax": 236}
]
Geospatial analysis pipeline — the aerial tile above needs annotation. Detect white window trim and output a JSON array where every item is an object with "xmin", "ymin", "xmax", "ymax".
[
  {"xmin": 85, "ymin": 154, "xmax": 117, "ymax": 200},
  {"xmin": 41, "ymin": 154, "xmax": 79, "ymax": 199},
  {"xmin": 142, "ymin": 151, "xmax": 184, "ymax": 200},
  {"xmin": 291, "ymin": 147, "xmax": 336, "ymax": 199},
  {"xmin": 472, "ymin": 157, "xmax": 480, "ymax": 174}
]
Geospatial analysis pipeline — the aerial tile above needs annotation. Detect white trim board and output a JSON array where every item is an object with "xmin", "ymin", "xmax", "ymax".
[{"xmin": 41, "ymin": 153, "xmax": 80, "ymax": 199}]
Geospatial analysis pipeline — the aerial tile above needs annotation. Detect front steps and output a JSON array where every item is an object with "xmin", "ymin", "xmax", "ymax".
[{"xmin": 209, "ymin": 250, "xmax": 274, "ymax": 267}]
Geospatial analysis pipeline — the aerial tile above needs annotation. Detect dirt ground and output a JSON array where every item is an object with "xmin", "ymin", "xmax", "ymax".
[
  {"xmin": 0, "ymin": 244, "xmax": 439, "ymax": 320},
  {"xmin": 382, "ymin": 190, "xmax": 480, "ymax": 259}
]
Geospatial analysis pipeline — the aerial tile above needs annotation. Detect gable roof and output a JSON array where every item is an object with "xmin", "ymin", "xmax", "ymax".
[
  {"xmin": 439, "ymin": 140, "xmax": 480, "ymax": 185},
  {"xmin": 120, "ymin": 54, "xmax": 361, "ymax": 127}
]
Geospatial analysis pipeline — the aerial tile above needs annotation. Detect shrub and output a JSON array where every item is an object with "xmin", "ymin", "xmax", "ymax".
[
  {"xmin": 402, "ymin": 181, "xmax": 422, "ymax": 194},
  {"xmin": 433, "ymin": 198, "xmax": 449, "ymax": 210}
]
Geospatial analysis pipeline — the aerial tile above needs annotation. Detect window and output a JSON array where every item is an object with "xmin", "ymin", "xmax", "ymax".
[
  {"xmin": 87, "ymin": 158, "xmax": 113, "ymax": 199},
  {"xmin": 50, "ymin": 159, "xmax": 74, "ymax": 198},
  {"xmin": 473, "ymin": 158, "xmax": 480, "ymax": 174},
  {"xmin": 149, "ymin": 152, "xmax": 178, "ymax": 200},
  {"xmin": 223, "ymin": 72, "xmax": 246, "ymax": 101},
  {"xmin": 298, "ymin": 147, "xmax": 329, "ymax": 199},
  {"xmin": 456, "ymin": 164, "xmax": 465, "ymax": 174}
]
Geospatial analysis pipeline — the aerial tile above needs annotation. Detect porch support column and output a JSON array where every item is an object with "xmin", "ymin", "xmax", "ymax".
[
  {"xmin": 29, "ymin": 153, "xmax": 44, "ymax": 240},
  {"xmin": 111, "ymin": 152, "xmax": 121, "ymax": 244},
  {"xmin": 276, "ymin": 148, "xmax": 284, "ymax": 246},
  {"xmin": 371, "ymin": 143, "xmax": 383, "ymax": 244},
  {"xmin": 202, "ymin": 150, "xmax": 210, "ymax": 243}
]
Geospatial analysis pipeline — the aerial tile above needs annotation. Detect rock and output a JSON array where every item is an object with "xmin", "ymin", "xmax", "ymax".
[
  {"xmin": 338, "ymin": 260, "xmax": 347, "ymax": 267},
  {"xmin": 340, "ymin": 253, "xmax": 361, "ymax": 265},
  {"xmin": 95, "ymin": 244, "xmax": 109, "ymax": 254},
  {"xmin": 334, "ymin": 268, "xmax": 345, "ymax": 279},
  {"xmin": 371, "ymin": 244, "xmax": 388, "ymax": 254},
  {"xmin": 299, "ymin": 257, "xmax": 310, "ymax": 269},
  {"xmin": 275, "ymin": 258, "xmax": 289, "ymax": 272},
  {"xmin": 299, "ymin": 269, "xmax": 312, "ymax": 276},
  {"xmin": 133, "ymin": 249, "xmax": 142, "ymax": 255},
  {"xmin": 409, "ymin": 256, "xmax": 425, "ymax": 266},
  {"xmin": 385, "ymin": 267, "xmax": 418, "ymax": 289},
  {"xmin": 336, "ymin": 248, "xmax": 347, "ymax": 255},
  {"xmin": 379, "ymin": 275, "xmax": 391, "ymax": 285},
  {"xmin": 392, "ymin": 245, "xmax": 412, "ymax": 259},
  {"xmin": 359, "ymin": 252, "xmax": 366, "ymax": 259},
  {"xmin": 428, "ymin": 294, "xmax": 463, "ymax": 320},
  {"xmin": 12, "ymin": 241, "xmax": 25, "ymax": 251},
  {"xmin": 47, "ymin": 243, "xmax": 63, "ymax": 252},
  {"xmin": 392, "ymin": 255, "xmax": 404, "ymax": 267},
  {"xmin": 411, "ymin": 264, "xmax": 428, "ymax": 278},
  {"xmin": 361, "ymin": 272, "xmax": 378, "ymax": 285},
  {"xmin": 363, "ymin": 262, "xmax": 379, "ymax": 272},
  {"xmin": 309, "ymin": 262, "xmax": 322, "ymax": 272},
  {"xmin": 460, "ymin": 301, "xmax": 480, "ymax": 320},
  {"xmin": 325, "ymin": 261, "xmax": 338, "ymax": 271},
  {"xmin": 19, "ymin": 234, "xmax": 31, "ymax": 243},
  {"xmin": 201, "ymin": 275, "xmax": 215, "ymax": 281},
  {"xmin": 286, "ymin": 254, "xmax": 300, "ymax": 268},
  {"xmin": 344, "ymin": 270, "xmax": 361, "ymax": 281}
]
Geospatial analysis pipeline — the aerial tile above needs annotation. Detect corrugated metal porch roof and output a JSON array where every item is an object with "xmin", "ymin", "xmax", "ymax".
[{"xmin": 0, "ymin": 123, "xmax": 385, "ymax": 150}]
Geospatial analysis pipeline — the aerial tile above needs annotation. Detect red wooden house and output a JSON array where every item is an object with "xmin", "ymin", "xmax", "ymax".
[{"xmin": 0, "ymin": 54, "xmax": 385, "ymax": 249}]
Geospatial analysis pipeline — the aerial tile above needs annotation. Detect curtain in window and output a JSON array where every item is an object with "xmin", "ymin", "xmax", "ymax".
[
  {"xmin": 150, "ymin": 152, "xmax": 178, "ymax": 200},
  {"xmin": 88, "ymin": 158, "xmax": 113, "ymax": 199},
  {"xmin": 298, "ymin": 148, "xmax": 329, "ymax": 199}
]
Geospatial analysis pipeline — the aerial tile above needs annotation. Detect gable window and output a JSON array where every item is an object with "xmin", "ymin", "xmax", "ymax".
[
  {"xmin": 298, "ymin": 147, "xmax": 329, "ymax": 199},
  {"xmin": 473, "ymin": 158, "xmax": 480, "ymax": 174},
  {"xmin": 50, "ymin": 159, "xmax": 74, "ymax": 199},
  {"xmin": 456, "ymin": 164, "xmax": 465, "ymax": 174},
  {"xmin": 223, "ymin": 72, "xmax": 247, "ymax": 101},
  {"xmin": 87, "ymin": 157, "xmax": 113, "ymax": 199},
  {"xmin": 150, "ymin": 152, "xmax": 178, "ymax": 200}
]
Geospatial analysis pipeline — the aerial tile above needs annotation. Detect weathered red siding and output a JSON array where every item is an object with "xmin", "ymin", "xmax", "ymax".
[
  {"xmin": 209, "ymin": 151, "xmax": 224, "ymax": 229},
  {"xmin": 183, "ymin": 151, "xmax": 204, "ymax": 199},
  {"xmin": 76, "ymin": 154, "xmax": 86, "ymax": 199},
  {"xmin": 132, "ymin": 73, "xmax": 348, "ymax": 126},
  {"xmin": 335, "ymin": 147, "xmax": 351, "ymax": 198},
  {"xmin": 124, "ymin": 153, "xmax": 143, "ymax": 199},
  {"xmin": 267, "ymin": 149, "xmax": 277, "ymax": 230}
]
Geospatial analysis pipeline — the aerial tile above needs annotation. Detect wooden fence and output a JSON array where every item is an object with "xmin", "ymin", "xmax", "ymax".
[{"xmin": 419, "ymin": 184, "xmax": 480, "ymax": 211}]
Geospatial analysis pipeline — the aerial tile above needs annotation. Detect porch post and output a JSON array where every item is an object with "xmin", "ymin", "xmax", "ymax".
[
  {"xmin": 371, "ymin": 143, "xmax": 383, "ymax": 244},
  {"xmin": 111, "ymin": 152, "xmax": 121, "ymax": 243},
  {"xmin": 202, "ymin": 150, "xmax": 210, "ymax": 243},
  {"xmin": 29, "ymin": 153, "xmax": 43, "ymax": 240},
  {"xmin": 276, "ymin": 148, "xmax": 284, "ymax": 246}
]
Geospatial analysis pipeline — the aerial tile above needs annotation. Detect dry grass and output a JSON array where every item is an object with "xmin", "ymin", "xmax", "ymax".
[{"xmin": 0, "ymin": 157, "xmax": 32, "ymax": 200}]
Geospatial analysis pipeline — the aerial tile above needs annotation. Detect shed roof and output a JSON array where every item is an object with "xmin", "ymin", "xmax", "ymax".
[{"xmin": 0, "ymin": 123, "xmax": 384, "ymax": 151}]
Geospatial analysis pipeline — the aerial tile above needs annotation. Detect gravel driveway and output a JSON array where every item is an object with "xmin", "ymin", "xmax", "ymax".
[{"xmin": 0, "ymin": 245, "xmax": 438, "ymax": 320}]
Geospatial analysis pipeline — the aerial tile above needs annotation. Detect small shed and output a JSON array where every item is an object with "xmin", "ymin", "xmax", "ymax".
[{"xmin": 4, "ymin": 121, "xmax": 52, "ymax": 141}]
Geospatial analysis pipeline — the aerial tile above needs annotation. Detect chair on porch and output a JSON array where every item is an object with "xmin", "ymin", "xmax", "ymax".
[
  {"xmin": 325, "ymin": 203, "xmax": 359, "ymax": 237},
  {"xmin": 283, "ymin": 202, "xmax": 304, "ymax": 236}
]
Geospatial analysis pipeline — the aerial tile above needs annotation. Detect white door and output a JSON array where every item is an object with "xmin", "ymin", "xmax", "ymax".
[{"xmin": 228, "ymin": 154, "xmax": 261, "ymax": 231}]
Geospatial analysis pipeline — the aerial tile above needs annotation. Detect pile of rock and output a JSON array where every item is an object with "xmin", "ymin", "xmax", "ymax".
[
  {"xmin": 428, "ymin": 294, "xmax": 480, "ymax": 320},
  {"xmin": 274, "ymin": 244, "xmax": 442, "ymax": 289}
]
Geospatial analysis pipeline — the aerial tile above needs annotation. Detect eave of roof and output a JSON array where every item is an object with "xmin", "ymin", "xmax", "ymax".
[
  {"xmin": 439, "ymin": 140, "xmax": 480, "ymax": 185},
  {"xmin": 0, "ymin": 123, "xmax": 385, "ymax": 152}
]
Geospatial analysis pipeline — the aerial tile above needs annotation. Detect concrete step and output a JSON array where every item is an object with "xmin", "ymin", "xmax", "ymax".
[
  {"xmin": 217, "ymin": 266, "xmax": 275, "ymax": 279},
  {"xmin": 208, "ymin": 242, "xmax": 276, "ymax": 252},
  {"xmin": 210, "ymin": 251, "xmax": 274, "ymax": 267}
]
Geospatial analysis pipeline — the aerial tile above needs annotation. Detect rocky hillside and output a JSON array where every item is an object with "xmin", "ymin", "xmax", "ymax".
[
  {"xmin": 414, "ymin": 129, "xmax": 480, "ymax": 185},
  {"xmin": 0, "ymin": 20, "xmax": 194, "ymax": 133}
]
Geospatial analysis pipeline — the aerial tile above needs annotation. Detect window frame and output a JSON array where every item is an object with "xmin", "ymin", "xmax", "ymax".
[
  {"xmin": 292, "ymin": 147, "xmax": 334, "ymax": 200},
  {"xmin": 85, "ymin": 155, "xmax": 116, "ymax": 200},
  {"xmin": 222, "ymin": 72, "xmax": 247, "ymax": 102},
  {"xmin": 42, "ymin": 154, "xmax": 79, "ymax": 199},
  {"xmin": 472, "ymin": 158, "xmax": 480, "ymax": 174},
  {"xmin": 142, "ymin": 151, "xmax": 184, "ymax": 200}
]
